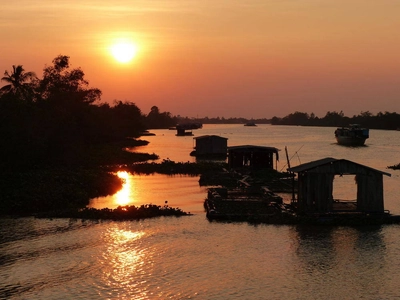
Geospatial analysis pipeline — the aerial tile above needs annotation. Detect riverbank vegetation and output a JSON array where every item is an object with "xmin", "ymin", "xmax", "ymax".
[
  {"xmin": 182, "ymin": 111, "xmax": 400, "ymax": 130},
  {"xmin": 0, "ymin": 56, "xmax": 179, "ymax": 171},
  {"xmin": 0, "ymin": 55, "xmax": 190, "ymax": 217},
  {"xmin": 270, "ymin": 111, "xmax": 400, "ymax": 130},
  {"xmin": 35, "ymin": 204, "xmax": 190, "ymax": 220}
]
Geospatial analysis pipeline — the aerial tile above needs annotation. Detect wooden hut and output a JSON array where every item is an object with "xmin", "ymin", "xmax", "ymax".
[
  {"xmin": 227, "ymin": 145, "xmax": 279, "ymax": 170},
  {"xmin": 191, "ymin": 135, "xmax": 228, "ymax": 158},
  {"xmin": 288, "ymin": 158, "xmax": 391, "ymax": 214}
]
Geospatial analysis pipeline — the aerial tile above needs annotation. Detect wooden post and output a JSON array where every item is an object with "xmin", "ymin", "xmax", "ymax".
[{"xmin": 286, "ymin": 146, "xmax": 296, "ymax": 204}]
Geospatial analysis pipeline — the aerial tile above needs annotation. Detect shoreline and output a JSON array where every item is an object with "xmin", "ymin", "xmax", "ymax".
[{"xmin": 0, "ymin": 159, "xmax": 227, "ymax": 218}]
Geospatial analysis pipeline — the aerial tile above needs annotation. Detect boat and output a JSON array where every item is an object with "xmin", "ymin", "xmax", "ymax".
[
  {"xmin": 139, "ymin": 130, "xmax": 156, "ymax": 136},
  {"xmin": 244, "ymin": 121, "xmax": 256, "ymax": 126},
  {"xmin": 176, "ymin": 129, "xmax": 193, "ymax": 136},
  {"xmin": 175, "ymin": 123, "xmax": 202, "ymax": 136},
  {"xmin": 334, "ymin": 124, "xmax": 369, "ymax": 146}
]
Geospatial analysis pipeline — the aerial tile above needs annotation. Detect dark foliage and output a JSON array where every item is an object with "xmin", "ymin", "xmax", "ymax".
[
  {"xmin": 116, "ymin": 159, "xmax": 228, "ymax": 175},
  {"xmin": 144, "ymin": 105, "xmax": 177, "ymax": 129},
  {"xmin": 270, "ymin": 110, "xmax": 400, "ymax": 130},
  {"xmin": 0, "ymin": 55, "xmax": 169, "ymax": 216},
  {"xmin": 0, "ymin": 55, "xmax": 151, "ymax": 170},
  {"xmin": 0, "ymin": 168, "xmax": 123, "ymax": 215},
  {"xmin": 177, "ymin": 116, "xmax": 272, "ymax": 125},
  {"xmin": 35, "ymin": 204, "xmax": 190, "ymax": 220}
]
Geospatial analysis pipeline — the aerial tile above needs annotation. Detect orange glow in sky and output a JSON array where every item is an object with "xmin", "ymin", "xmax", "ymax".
[{"xmin": 1, "ymin": 1, "xmax": 400, "ymax": 118}]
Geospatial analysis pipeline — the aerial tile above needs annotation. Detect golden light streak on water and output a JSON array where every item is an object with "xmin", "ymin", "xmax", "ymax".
[
  {"xmin": 114, "ymin": 171, "xmax": 133, "ymax": 206},
  {"xmin": 89, "ymin": 173, "xmax": 206, "ymax": 213},
  {"xmin": 100, "ymin": 226, "xmax": 150, "ymax": 299}
]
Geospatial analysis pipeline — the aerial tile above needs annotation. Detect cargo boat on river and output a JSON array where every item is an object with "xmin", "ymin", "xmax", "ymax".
[{"xmin": 334, "ymin": 124, "xmax": 369, "ymax": 146}]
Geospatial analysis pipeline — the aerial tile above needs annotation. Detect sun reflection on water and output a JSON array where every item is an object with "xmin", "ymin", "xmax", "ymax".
[
  {"xmin": 115, "ymin": 171, "xmax": 133, "ymax": 206},
  {"xmin": 101, "ymin": 226, "xmax": 151, "ymax": 299},
  {"xmin": 89, "ymin": 172, "xmax": 205, "ymax": 212}
]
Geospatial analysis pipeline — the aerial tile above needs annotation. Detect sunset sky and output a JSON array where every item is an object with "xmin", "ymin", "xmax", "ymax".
[{"xmin": 1, "ymin": 1, "xmax": 400, "ymax": 118}]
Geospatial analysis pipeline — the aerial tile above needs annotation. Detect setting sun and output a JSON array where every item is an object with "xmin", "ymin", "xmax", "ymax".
[{"xmin": 110, "ymin": 41, "xmax": 138, "ymax": 63}]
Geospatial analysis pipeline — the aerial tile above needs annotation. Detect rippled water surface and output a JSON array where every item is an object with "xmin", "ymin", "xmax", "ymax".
[{"xmin": 2, "ymin": 125, "xmax": 400, "ymax": 299}]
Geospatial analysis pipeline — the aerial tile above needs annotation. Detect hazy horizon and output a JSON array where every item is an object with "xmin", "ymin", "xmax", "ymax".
[{"xmin": 2, "ymin": 1, "xmax": 400, "ymax": 119}]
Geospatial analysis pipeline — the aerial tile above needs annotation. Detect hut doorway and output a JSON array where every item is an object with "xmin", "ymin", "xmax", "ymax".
[
  {"xmin": 332, "ymin": 174, "xmax": 358, "ymax": 211},
  {"xmin": 332, "ymin": 175, "xmax": 357, "ymax": 201}
]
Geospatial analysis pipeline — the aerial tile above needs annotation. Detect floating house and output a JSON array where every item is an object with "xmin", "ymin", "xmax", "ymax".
[
  {"xmin": 288, "ymin": 158, "xmax": 391, "ymax": 215},
  {"xmin": 228, "ymin": 145, "xmax": 279, "ymax": 170},
  {"xmin": 203, "ymin": 156, "xmax": 400, "ymax": 225},
  {"xmin": 190, "ymin": 135, "xmax": 228, "ymax": 158}
]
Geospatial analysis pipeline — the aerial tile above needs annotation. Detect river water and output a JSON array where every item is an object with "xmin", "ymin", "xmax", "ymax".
[{"xmin": 2, "ymin": 124, "xmax": 400, "ymax": 299}]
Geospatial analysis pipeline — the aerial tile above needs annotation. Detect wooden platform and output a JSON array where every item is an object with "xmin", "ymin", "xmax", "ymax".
[
  {"xmin": 204, "ymin": 187, "xmax": 292, "ymax": 223},
  {"xmin": 332, "ymin": 200, "xmax": 357, "ymax": 211}
]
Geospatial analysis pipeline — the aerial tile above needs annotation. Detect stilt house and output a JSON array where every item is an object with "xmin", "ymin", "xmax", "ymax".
[{"xmin": 288, "ymin": 158, "xmax": 391, "ymax": 214}]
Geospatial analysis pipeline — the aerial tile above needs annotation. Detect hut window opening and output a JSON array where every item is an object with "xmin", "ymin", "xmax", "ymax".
[{"xmin": 243, "ymin": 154, "xmax": 251, "ymax": 166}]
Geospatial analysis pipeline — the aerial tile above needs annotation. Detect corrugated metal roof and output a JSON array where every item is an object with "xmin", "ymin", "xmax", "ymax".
[{"xmin": 288, "ymin": 157, "xmax": 391, "ymax": 176}]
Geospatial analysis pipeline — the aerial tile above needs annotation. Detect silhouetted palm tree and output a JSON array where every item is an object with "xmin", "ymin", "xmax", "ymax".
[{"xmin": 0, "ymin": 65, "xmax": 37, "ymax": 101}]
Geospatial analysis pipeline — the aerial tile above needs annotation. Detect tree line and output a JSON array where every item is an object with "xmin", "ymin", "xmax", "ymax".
[
  {"xmin": 270, "ymin": 111, "xmax": 400, "ymax": 130},
  {"xmin": 0, "ymin": 55, "xmax": 176, "ymax": 170},
  {"xmin": 177, "ymin": 116, "xmax": 271, "ymax": 124}
]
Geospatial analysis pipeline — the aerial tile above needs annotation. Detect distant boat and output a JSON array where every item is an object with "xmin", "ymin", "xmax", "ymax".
[
  {"xmin": 175, "ymin": 122, "xmax": 202, "ymax": 136},
  {"xmin": 244, "ymin": 121, "xmax": 257, "ymax": 126},
  {"xmin": 140, "ymin": 130, "xmax": 156, "ymax": 136},
  {"xmin": 334, "ymin": 124, "xmax": 369, "ymax": 146}
]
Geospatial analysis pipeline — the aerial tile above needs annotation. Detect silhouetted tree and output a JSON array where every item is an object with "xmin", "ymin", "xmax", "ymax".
[
  {"xmin": 323, "ymin": 111, "xmax": 346, "ymax": 126},
  {"xmin": 280, "ymin": 111, "xmax": 310, "ymax": 125},
  {"xmin": 270, "ymin": 110, "xmax": 400, "ymax": 130},
  {"xmin": 0, "ymin": 65, "xmax": 37, "ymax": 101},
  {"xmin": 270, "ymin": 116, "xmax": 281, "ymax": 125},
  {"xmin": 38, "ymin": 55, "xmax": 101, "ymax": 105},
  {"xmin": 145, "ymin": 105, "xmax": 176, "ymax": 129},
  {"xmin": 110, "ymin": 101, "xmax": 145, "ymax": 138}
]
